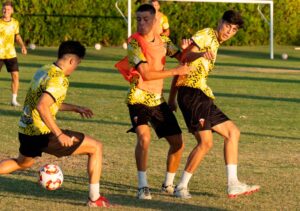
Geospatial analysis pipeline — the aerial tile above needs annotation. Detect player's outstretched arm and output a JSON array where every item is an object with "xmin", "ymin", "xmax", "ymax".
[
  {"xmin": 184, "ymin": 43, "xmax": 215, "ymax": 62},
  {"xmin": 137, "ymin": 62, "xmax": 191, "ymax": 81},
  {"xmin": 60, "ymin": 103, "xmax": 93, "ymax": 119}
]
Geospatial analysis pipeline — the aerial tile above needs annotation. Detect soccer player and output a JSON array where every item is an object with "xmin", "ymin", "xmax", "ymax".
[
  {"xmin": 0, "ymin": 41, "xmax": 111, "ymax": 207},
  {"xmin": 151, "ymin": 0, "xmax": 170, "ymax": 36},
  {"xmin": 0, "ymin": 1, "xmax": 27, "ymax": 106},
  {"xmin": 168, "ymin": 10, "xmax": 260, "ymax": 199},
  {"xmin": 124, "ymin": 4, "xmax": 190, "ymax": 199}
]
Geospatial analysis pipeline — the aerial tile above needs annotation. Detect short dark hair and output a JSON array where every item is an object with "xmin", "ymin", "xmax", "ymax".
[
  {"xmin": 136, "ymin": 4, "xmax": 156, "ymax": 15},
  {"xmin": 2, "ymin": 1, "xmax": 13, "ymax": 7},
  {"xmin": 222, "ymin": 10, "xmax": 244, "ymax": 28},
  {"xmin": 58, "ymin": 41, "xmax": 86, "ymax": 59}
]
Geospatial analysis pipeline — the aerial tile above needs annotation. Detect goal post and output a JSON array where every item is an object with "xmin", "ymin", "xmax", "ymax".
[{"xmin": 117, "ymin": 0, "xmax": 274, "ymax": 59}]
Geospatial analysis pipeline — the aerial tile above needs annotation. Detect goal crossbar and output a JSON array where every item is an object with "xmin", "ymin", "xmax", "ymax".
[{"xmin": 117, "ymin": 0, "xmax": 274, "ymax": 59}]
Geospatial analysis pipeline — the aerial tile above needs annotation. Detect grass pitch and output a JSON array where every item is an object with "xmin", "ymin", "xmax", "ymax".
[{"xmin": 0, "ymin": 45, "xmax": 299, "ymax": 210}]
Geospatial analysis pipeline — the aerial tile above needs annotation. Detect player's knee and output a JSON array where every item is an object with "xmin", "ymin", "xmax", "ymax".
[
  {"xmin": 137, "ymin": 135, "xmax": 150, "ymax": 150},
  {"xmin": 94, "ymin": 141, "xmax": 103, "ymax": 154},
  {"xmin": 200, "ymin": 139, "xmax": 213, "ymax": 151},
  {"xmin": 228, "ymin": 127, "xmax": 240, "ymax": 141},
  {"xmin": 18, "ymin": 159, "xmax": 34, "ymax": 169},
  {"xmin": 11, "ymin": 72, "xmax": 19, "ymax": 81}
]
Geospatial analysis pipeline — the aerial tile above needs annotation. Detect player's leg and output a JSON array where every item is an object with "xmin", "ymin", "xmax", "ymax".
[
  {"xmin": 70, "ymin": 134, "xmax": 111, "ymax": 207},
  {"xmin": 0, "ymin": 153, "xmax": 35, "ymax": 174},
  {"xmin": 127, "ymin": 104, "xmax": 152, "ymax": 199},
  {"xmin": 135, "ymin": 124, "xmax": 152, "ymax": 199},
  {"xmin": 213, "ymin": 120, "xmax": 260, "ymax": 198},
  {"xmin": 6, "ymin": 58, "xmax": 20, "ymax": 106},
  {"xmin": 155, "ymin": 102, "xmax": 184, "ymax": 194},
  {"xmin": 175, "ymin": 130, "xmax": 213, "ymax": 199},
  {"xmin": 43, "ymin": 130, "xmax": 110, "ymax": 207},
  {"xmin": 162, "ymin": 134, "xmax": 184, "ymax": 194}
]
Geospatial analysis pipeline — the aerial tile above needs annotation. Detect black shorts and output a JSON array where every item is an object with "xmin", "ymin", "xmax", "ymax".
[
  {"xmin": 127, "ymin": 102, "xmax": 182, "ymax": 138},
  {"xmin": 177, "ymin": 86, "xmax": 230, "ymax": 133},
  {"xmin": 19, "ymin": 129, "xmax": 85, "ymax": 158},
  {"xmin": 0, "ymin": 57, "xmax": 19, "ymax": 72}
]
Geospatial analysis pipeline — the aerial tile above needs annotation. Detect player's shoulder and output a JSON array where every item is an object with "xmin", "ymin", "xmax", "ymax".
[
  {"xmin": 128, "ymin": 38, "xmax": 140, "ymax": 50},
  {"xmin": 11, "ymin": 18, "xmax": 19, "ymax": 24},
  {"xmin": 159, "ymin": 34, "xmax": 171, "ymax": 43},
  {"xmin": 194, "ymin": 28, "xmax": 213, "ymax": 36}
]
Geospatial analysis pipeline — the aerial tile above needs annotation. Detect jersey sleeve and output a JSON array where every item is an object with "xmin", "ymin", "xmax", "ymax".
[
  {"xmin": 162, "ymin": 14, "xmax": 169, "ymax": 30},
  {"xmin": 161, "ymin": 35, "xmax": 180, "ymax": 57},
  {"xmin": 44, "ymin": 77, "xmax": 68, "ymax": 102},
  {"xmin": 127, "ymin": 39, "xmax": 147, "ymax": 68}
]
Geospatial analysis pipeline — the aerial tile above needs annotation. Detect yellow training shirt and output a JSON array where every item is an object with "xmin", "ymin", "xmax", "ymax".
[{"xmin": 0, "ymin": 18, "xmax": 19, "ymax": 59}]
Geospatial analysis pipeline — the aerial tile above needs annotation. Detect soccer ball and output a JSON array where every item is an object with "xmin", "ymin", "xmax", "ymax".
[
  {"xmin": 122, "ymin": 42, "xmax": 127, "ymax": 50},
  {"xmin": 281, "ymin": 53, "xmax": 288, "ymax": 60},
  {"xmin": 29, "ymin": 43, "xmax": 36, "ymax": 50},
  {"xmin": 95, "ymin": 43, "xmax": 101, "ymax": 50},
  {"xmin": 39, "ymin": 164, "xmax": 64, "ymax": 191}
]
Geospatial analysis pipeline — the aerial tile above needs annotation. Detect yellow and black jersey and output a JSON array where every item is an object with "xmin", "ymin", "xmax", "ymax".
[
  {"xmin": 176, "ymin": 28, "xmax": 219, "ymax": 99},
  {"xmin": 19, "ymin": 64, "xmax": 69, "ymax": 135}
]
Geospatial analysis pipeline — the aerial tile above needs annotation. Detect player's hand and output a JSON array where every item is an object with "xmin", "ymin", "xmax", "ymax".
[
  {"xmin": 75, "ymin": 106, "xmax": 93, "ymax": 118},
  {"xmin": 21, "ymin": 46, "xmax": 27, "ymax": 55},
  {"xmin": 201, "ymin": 50, "xmax": 214, "ymax": 60},
  {"xmin": 57, "ymin": 134, "xmax": 75, "ymax": 147},
  {"xmin": 175, "ymin": 63, "xmax": 191, "ymax": 76},
  {"xmin": 181, "ymin": 38, "xmax": 192, "ymax": 50}
]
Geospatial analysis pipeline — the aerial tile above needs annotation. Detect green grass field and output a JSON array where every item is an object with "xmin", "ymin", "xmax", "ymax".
[{"xmin": 0, "ymin": 45, "xmax": 299, "ymax": 210}]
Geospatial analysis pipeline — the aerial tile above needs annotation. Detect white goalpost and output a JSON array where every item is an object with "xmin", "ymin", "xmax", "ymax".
[{"xmin": 116, "ymin": 0, "xmax": 274, "ymax": 59}]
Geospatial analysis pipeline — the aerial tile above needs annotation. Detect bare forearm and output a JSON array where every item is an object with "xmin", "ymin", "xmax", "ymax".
[
  {"xmin": 59, "ymin": 103, "xmax": 79, "ymax": 112},
  {"xmin": 15, "ymin": 34, "xmax": 25, "ymax": 48},
  {"xmin": 142, "ymin": 68, "xmax": 177, "ymax": 81},
  {"xmin": 169, "ymin": 76, "xmax": 179, "ymax": 102},
  {"xmin": 184, "ymin": 52, "xmax": 204, "ymax": 62}
]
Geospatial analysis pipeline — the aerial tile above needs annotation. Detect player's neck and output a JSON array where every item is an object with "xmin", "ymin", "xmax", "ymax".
[
  {"xmin": 214, "ymin": 30, "xmax": 222, "ymax": 44},
  {"xmin": 2, "ymin": 16, "xmax": 12, "ymax": 21},
  {"xmin": 142, "ymin": 32, "xmax": 155, "ymax": 43}
]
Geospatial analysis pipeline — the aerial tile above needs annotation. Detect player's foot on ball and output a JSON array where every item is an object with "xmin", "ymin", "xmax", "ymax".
[
  {"xmin": 11, "ymin": 101, "xmax": 21, "ymax": 107},
  {"xmin": 87, "ymin": 196, "xmax": 112, "ymax": 207},
  {"xmin": 161, "ymin": 183, "xmax": 175, "ymax": 195},
  {"xmin": 174, "ymin": 186, "xmax": 192, "ymax": 199},
  {"xmin": 227, "ymin": 182, "xmax": 260, "ymax": 198},
  {"xmin": 137, "ymin": 186, "xmax": 152, "ymax": 200}
]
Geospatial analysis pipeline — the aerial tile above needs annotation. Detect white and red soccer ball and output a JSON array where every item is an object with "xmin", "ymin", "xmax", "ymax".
[{"xmin": 39, "ymin": 164, "xmax": 63, "ymax": 191}]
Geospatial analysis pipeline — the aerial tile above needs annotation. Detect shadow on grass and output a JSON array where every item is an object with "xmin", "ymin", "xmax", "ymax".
[
  {"xmin": 218, "ymin": 48, "xmax": 300, "ymax": 62},
  {"xmin": 215, "ymin": 62, "xmax": 300, "ymax": 71},
  {"xmin": 19, "ymin": 48, "xmax": 124, "ymax": 62},
  {"xmin": 211, "ymin": 75, "xmax": 300, "ymax": 84},
  {"xmin": 76, "ymin": 65, "xmax": 119, "ymax": 74},
  {"xmin": 215, "ymin": 92, "xmax": 300, "ymax": 103},
  {"xmin": 0, "ymin": 172, "xmax": 225, "ymax": 210},
  {"xmin": 70, "ymin": 81, "xmax": 127, "ymax": 91},
  {"xmin": 243, "ymin": 132, "xmax": 300, "ymax": 141},
  {"xmin": 0, "ymin": 175, "xmax": 86, "ymax": 206}
]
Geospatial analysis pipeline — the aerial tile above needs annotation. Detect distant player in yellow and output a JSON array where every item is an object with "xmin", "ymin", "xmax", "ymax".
[
  {"xmin": 0, "ymin": 1, "xmax": 27, "ymax": 106},
  {"xmin": 169, "ymin": 10, "xmax": 260, "ymax": 199},
  {"xmin": 151, "ymin": 0, "xmax": 170, "ymax": 36},
  {"xmin": 0, "ymin": 41, "xmax": 111, "ymax": 207}
]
